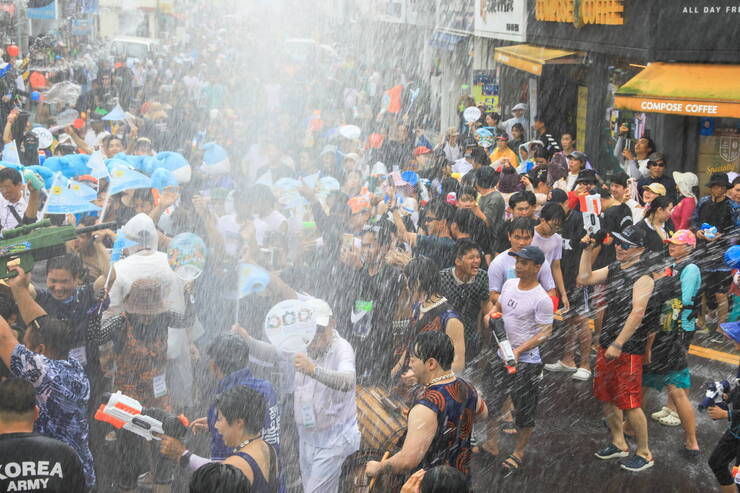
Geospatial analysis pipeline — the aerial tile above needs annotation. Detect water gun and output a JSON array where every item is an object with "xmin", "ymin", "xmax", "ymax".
[
  {"xmin": 95, "ymin": 391, "xmax": 189, "ymax": 441},
  {"xmin": 700, "ymin": 223, "xmax": 718, "ymax": 240},
  {"xmin": 489, "ymin": 312, "xmax": 517, "ymax": 374},
  {"xmin": 0, "ymin": 219, "xmax": 116, "ymax": 279},
  {"xmin": 698, "ymin": 380, "xmax": 730, "ymax": 411},
  {"xmin": 579, "ymin": 194, "xmax": 602, "ymax": 236}
]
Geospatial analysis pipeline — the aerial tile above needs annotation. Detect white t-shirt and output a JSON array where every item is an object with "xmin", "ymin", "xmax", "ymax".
[
  {"xmin": 292, "ymin": 331, "xmax": 360, "ymax": 447},
  {"xmin": 253, "ymin": 210, "xmax": 287, "ymax": 247},
  {"xmin": 532, "ymin": 231, "xmax": 563, "ymax": 265},
  {"xmin": 452, "ymin": 158, "xmax": 473, "ymax": 176},
  {"xmin": 499, "ymin": 278, "xmax": 554, "ymax": 363},
  {"xmin": 487, "ymin": 249, "xmax": 556, "ymax": 293}
]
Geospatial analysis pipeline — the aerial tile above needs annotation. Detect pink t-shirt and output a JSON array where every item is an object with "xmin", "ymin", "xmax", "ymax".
[{"xmin": 671, "ymin": 196, "xmax": 696, "ymax": 230}]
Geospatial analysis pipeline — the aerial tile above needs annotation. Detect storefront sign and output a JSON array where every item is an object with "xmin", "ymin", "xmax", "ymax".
[
  {"xmin": 535, "ymin": 0, "xmax": 624, "ymax": 26},
  {"xmin": 27, "ymin": 0, "xmax": 57, "ymax": 20},
  {"xmin": 614, "ymin": 96, "xmax": 740, "ymax": 119},
  {"xmin": 436, "ymin": 0, "xmax": 474, "ymax": 34},
  {"xmin": 474, "ymin": 0, "xmax": 527, "ymax": 41}
]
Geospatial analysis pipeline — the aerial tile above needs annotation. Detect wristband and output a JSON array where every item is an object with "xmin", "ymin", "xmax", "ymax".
[
  {"xmin": 179, "ymin": 450, "xmax": 192, "ymax": 468},
  {"xmin": 610, "ymin": 342, "xmax": 623, "ymax": 350}
]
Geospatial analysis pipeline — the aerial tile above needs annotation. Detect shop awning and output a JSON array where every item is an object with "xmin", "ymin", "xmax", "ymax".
[
  {"xmin": 494, "ymin": 44, "xmax": 585, "ymax": 76},
  {"xmin": 429, "ymin": 30, "xmax": 468, "ymax": 52},
  {"xmin": 614, "ymin": 63, "xmax": 740, "ymax": 119}
]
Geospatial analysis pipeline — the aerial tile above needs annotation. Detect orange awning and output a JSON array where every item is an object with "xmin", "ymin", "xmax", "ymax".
[
  {"xmin": 614, "ymin": 63, "xmax": 740, "ymax": 119},
  {"xmin": 494, "ymin": 44, "xmax": 585, "ymax": 76}
]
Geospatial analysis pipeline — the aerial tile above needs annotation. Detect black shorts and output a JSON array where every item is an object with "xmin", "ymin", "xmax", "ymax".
[
  {"xmin": 705, "ymin": 271, "xmax": 732, "ymax": 309},
  {"xmin": 483, "ymin": 361, "xmax": 543, "ymax": 429},
  {"xmin": 566, "ymin": 286, "xmax": 593, "ymax": 318}
]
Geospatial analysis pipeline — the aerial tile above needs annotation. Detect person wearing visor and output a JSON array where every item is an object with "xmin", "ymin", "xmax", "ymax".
[
  {"xmin": 233, "ymin": 298, "xmax": 360, "ymax": 493},
  {"xmin": 578, "ymin": 226, "xmax": 656, "ymax": 472}
]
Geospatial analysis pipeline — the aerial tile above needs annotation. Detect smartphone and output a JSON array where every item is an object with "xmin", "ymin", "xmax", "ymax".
[{"xmin": 342, "ymin": 234, "xmax": 354, "ymax": 250}]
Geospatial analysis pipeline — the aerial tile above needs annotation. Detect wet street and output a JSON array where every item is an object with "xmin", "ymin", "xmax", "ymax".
[{"xmin": 471, "ymin": 333, "xmax": 738, "ymax": 493}]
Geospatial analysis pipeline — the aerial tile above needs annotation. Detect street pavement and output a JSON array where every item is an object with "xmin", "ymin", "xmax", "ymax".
[{"xmin": 470, "ymin": 332, "xmax": 738, "ymax": 493}]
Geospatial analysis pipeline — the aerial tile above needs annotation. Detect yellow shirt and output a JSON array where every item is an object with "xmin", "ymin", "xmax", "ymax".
[{"xmin": 489, "ymin": 146, "xmax": 519, "ymax": 166}]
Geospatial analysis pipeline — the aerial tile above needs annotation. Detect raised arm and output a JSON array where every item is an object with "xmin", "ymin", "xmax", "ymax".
[
  {"xmin": 577, "ymin": 241, "xmax": 608, "ymax": 286},
  {"xmin": 8, "ymin": 266, "xmax": 47, "ymax": 326}
]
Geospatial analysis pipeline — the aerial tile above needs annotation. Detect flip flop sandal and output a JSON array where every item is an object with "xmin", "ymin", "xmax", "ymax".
[
  {"xmin": 501, "ymin": 454, "xmax": 522, "ymax": 477},
  {"xmin": 681, "ymin": 447, "xmax": 700, "ymax": 460},
  {"xmin": 501, "ymin": 421, "xmax": 518, "ymax": 435}
]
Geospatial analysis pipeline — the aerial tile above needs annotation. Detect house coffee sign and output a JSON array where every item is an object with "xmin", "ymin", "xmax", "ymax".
[{"xmin": 535, "ymin": 0, "xmax": 624, "ymax": 27}]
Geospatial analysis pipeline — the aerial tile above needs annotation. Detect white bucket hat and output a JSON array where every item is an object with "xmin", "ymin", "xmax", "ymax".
[{"xmin": 673, "ymin": 171, "xmax": 698, "ymax": 199}]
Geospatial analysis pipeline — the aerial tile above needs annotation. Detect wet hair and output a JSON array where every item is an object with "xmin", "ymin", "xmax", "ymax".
[
  {"xmin": 509, "ymin": 191, "xmax": 536, "ymax": 209},
  {"xmin": 458, "ymin": 186, "xmax": 477, "ymax": 201},
  {"xmin": 511, "ymin": 123, "xmax": 525, "ymax": 133},
  {"xmin": 440, "ymin": 178, "xmax": 459, "ymax": 198},
  {"xmin": 0, "ymin": 167, "xmax": 22, "ymax": 185},
  {"xmin": 0, "ymin": 293, "xmax": 18, "ymax": 321},
  {"xmin": 361, "ymin": 219, "xmax": 396, "ymax": 247},
  {"xmin": 733, "ymin": 176, "xmax": 740, "ymax": 187},
  {"xmin": 26, "ymin": 317, "xmax": 72, "ymax": 358},
  {"xmin": 508, "ymin": 217, "xmax": 535, "ymax": 237},
  {"xmin": 561, "ymin": 130, "xmax": 576, "ymax": 141},
  {"xmin": 539, "ymin": 202, "xmax": 566, "ymax": 223},
  {"xmin": 248, "ymin": 184, "xmax": 276, "ymax": 208},
  {"xmin": 549, "ymin": 188, "xmax": 568, "ymax": 204},
  {"xmin": 469, "ymin": 147, "xmax": 490, "ymax": 166},
  {"xmin": 188, "ymin": 463, "xmax": 251, "ymax": 493},
  {"xmin": 46, "ymin": 253, "xmax": 85, "ymax": 279},
  {"xmin": 425, "ymin": 198, "xmax": 455, "ymax": 224},
  {"xmin": 639, "ymin": 136, "xmax": 655, "ymax": 153},
  {"xmin": 412, "ymin": 330, "xmax": 454, "ymax": 371},
  {"xmin": 216, "ymin": 385, "xmax": 266, "ymax": 434},
  {"xmin": 474, "ymin": 166, "xmax": 498, "ymax": 189},
  {"xmin": 421, "ymin": 465, "xmax": 469, "ymax": 493},
  {"xmin": 454, "ymin": 238, "xmax": 481, "ymax": 259},
  {"xmin": 0, "ymin": 378, "xmax": 36, "ymax": 419},
  {"xmin": 644, "ymin": 195, "xmax": 673, "ymax": 220},
  {"xmin": 405, "ymin": 256, "xmax": 441, "ymax": 297},
  {"xmin": 484, "ymin": 112, "xmax": 500, "ymax": 124},
  {"xmin": 133, "ymin": 188, "xmax": 154, "ymax": 204},
  {"xmin": 452, "ymin": 208, "xmax": 483, "ymax": 236},
  {"xmin": 102, "ymin": 134, "xmax": 124, "ymax": 151},
  {"xmin": 207, "ymin": 335, "xmax": 250, "ymax": 376}
]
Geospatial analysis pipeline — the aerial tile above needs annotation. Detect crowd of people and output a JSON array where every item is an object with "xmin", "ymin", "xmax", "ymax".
[{"xmin": 0, "ymin": 11, "xmax": 737, "ymax": 493}]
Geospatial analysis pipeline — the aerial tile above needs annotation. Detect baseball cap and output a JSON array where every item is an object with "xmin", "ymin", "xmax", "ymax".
[
  {"xmin": 512, "ymin": 103, "xmax": 527, "ymax": 112},
  {"xmin": 664, "ymin": 229, "xmax": 696, "ymax": 247},
  {"xmin": 647, "ymin": 152, "xmax": 665, "ymax": 164},
  {"xmin": 508, "ymin": 245, "xmax": 545, "ymax": 265},
  {"xmin": 612, "ymin": 225, "xmax": 647, "ymax": 248},
  {"xmin": 720, "ymin": 321, "xmax": 740, "ymax": 344},
  {"xmin": 412, "ymin": 146, "xmax": 432, "ymax": 157},
  {"xmin": 706, "ymin": 172, "xmax": 730, "ymax": 188},
  {"xmin": 642, "ymin": 182, "xmax": 666, "ymax": 196},
  {"xmin": 575, "ymin": 169, "xmax": 597, "ymax": 184},
  {"xmin": 305, "ymin": 298, "xmax": 333, "ymax": 327},
  {"xmin": 566, "ymin": 151, "xmax": 588, "ymax": 163}
]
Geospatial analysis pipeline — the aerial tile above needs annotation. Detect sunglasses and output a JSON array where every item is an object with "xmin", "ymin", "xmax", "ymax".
[
  {"xmin": 650, "ymin": 162, "xmax": 666, "ymax": 167},
  {"xmin": 614, "ymin": 239, "xmax": 637, "ymax": 250}
]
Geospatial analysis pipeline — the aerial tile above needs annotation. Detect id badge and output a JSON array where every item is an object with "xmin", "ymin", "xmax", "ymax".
[
  {"xmin": 301, "ymin": 403, "xmax": 316, "ymax": 429},
  {"xmin": 69, "ymin": 346, "xmax": 87, "ymax": 367},
  {"xmin": 153, "ymin": 373, "xmax": 167, "ymax": 399}
]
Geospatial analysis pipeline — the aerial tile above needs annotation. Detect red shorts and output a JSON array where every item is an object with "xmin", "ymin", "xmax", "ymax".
[{"xmin": 593, "ymin": 347, "xmax": 643, "ymax": 410}]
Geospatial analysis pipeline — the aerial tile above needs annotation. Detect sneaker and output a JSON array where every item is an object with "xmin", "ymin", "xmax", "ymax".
[
  {"xmin": 658, "ymin": 410, "xmax": 681, "ymax": 427},
  {"xmin": 571, "ymin": 368, "xmax": 592, "ymax": 380},
  {"xmin": 595, "ymin": 443, "xmax": 629, "ymax": 460},
  {"xmin": 620, "ymin": 454, "xmax": 654, "ymax": 472},
  {"xmin": 650, "ymin": 407, "xmax": 671, "ymax": 421},
  {"xmin": 544, "ymin": 360, "xmax": 577, "ymax": 372}
]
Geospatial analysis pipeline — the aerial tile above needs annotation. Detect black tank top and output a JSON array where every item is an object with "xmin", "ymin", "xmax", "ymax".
[{"xmin": 599, "ymin": 261, "xmax": 652, "ymax": 354}]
